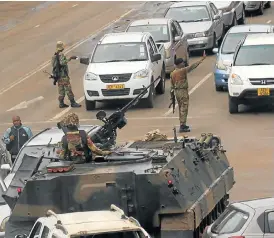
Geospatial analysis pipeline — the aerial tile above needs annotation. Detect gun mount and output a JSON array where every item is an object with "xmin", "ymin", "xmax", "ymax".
[{"xmin": 3, "ymin": 133, "xmax": 235, "ymax": 238}]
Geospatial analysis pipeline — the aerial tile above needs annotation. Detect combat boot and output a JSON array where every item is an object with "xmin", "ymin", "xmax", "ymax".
[
  {"xmin": 59, "ymin": 100, "xmax": 69, "ymax": 108},
  {"xmin": 179, "ymin": 124, "xmax": 190, "ymax": 133},
  {"xmin": 70, "ymin": 98, "xmax": 81, "ymax": 108}
]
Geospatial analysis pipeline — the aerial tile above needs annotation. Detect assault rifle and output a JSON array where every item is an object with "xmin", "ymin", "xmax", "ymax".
[
  {"xmin": 90, "ymin": 78, "xmax": 158, "ymax": 149},
  {"xmin": 168, "ymin": 89, "xmax": 176, "ymax": 114}
]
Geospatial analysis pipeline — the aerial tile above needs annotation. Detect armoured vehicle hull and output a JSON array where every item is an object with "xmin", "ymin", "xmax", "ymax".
[{"xmin": 3, "ymin": 134, "xmax": 235, "ymax": 238}]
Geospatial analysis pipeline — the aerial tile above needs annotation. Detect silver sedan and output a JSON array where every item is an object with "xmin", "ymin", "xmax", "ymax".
[{"xmin": 244, "ymin": 1, "xmax": 271, "ymax": 15}]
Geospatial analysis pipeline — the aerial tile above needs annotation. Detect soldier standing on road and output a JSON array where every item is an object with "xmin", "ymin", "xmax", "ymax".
[
  {"xmin": 170, "ymin": 51, "xmax": 206, "ymax": 133},
  {"xmin": 58, "ymin": 113, "xmax": 111, "ymax": 163},
  {"xmin": 52, "ymin": 41, "xmax": 81, "ymax": 108},
  {"xmin": 2, "ymin": 116, "xmax": 33, "ymax": 163}
]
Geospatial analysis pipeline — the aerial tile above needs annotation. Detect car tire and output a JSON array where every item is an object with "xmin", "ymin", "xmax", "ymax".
[
  {"xmin": 229, "ymin": 96, "xmax": 238, "ymax": 114},
  {"xmin": 156, "ymin": 66, "xmax": 166, "ymax": 94},
  {"xmin": 265, "ymin": 1, "xmax": 271, "ymax": 8},
  {"xmin": 215, "ymin": 85, "xmax": 223, "ymax": 92},
  {"xmin": 258, "ymin": 2, "xmax": 264, "ymax": 15},
  {"xmin": 238, "ymin": 9, "xmax": 246, "ymax": 25},
  {"xmin": 85, "ymin": 98, "xmax": 96, "ymax": 110}
]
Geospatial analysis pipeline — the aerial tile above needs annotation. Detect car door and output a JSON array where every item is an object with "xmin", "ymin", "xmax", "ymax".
[
  {"xmin": 173, "ymin": 20, "xmax": 189, "ymax": 63},
  {"xmin": 210, "ymin": 3, "xmax": 222, "ymax": 40},
  {"xmin": 147, "ymin": 39, "xmax": 158, "ymax": 88},
  {"xmin": 264, "ymin": 209, "xmax": 274, "ymax": 238},
  {"xmin": 148, "ymin": 36, "xmax": 161, "ymax": 83},
  {"xmin": 170, "ymin": 21, "xmax": 181, "ymax": 61},
  {"xmin": 28, "ymin": 221, "xmax": 43, "ymax": 238}
]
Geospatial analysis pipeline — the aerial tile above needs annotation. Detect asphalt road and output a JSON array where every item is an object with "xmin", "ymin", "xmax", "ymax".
[{"xmin": 1, "ymin": 1, "xmax": 274, "ymax": 202}]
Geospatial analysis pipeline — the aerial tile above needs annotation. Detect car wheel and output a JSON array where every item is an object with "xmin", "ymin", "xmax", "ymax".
[
  {"xmin": 215, "ymin": 85, "xmax": 223, "ymax": 92},
  {"xmin": 85, "ymin": 98, "xmax": 96, "ymax": 110},
  {"xmin": 156, "ymin": 66, "xmax": 166, "ymax": 94},
  {"xmin": 238, "ymin": 9, "xmax": 246, "ymax": 25},
  {"xmin": 229, "ymin": 96, "xmax": 238, "ymax": 114},
  {"xmin": 258, "ymin": 2, "xmax": 264, "ymax": 15},
  {"xmin": 265, "ymin": 1, "xmax": 271, "ymax": 8}
]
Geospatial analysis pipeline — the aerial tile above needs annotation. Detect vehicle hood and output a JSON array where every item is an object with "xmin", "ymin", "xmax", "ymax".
[
  {"xmin": 214, "ymin": 1, "xmax": 231, "ymax": 9},
  {"xmin": 233, "ymin": 65, "xmax": 274, "ymax": 79},
  {"xmin": 87, "ymin": 61, "xmax": 149, "ymax": 75},
  {"xmin": 219, "ymin": 53, "xmax": 234, "ymax": 66},
  {"xmin": 179, "ymin": 21, "xmax": 212, "ymax": 34}
]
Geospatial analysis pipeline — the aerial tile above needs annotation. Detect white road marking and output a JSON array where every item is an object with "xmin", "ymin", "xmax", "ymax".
[
  {"xmin": 7, "ymin": 96, "xmax": 44, "ymax": 112},
  {"xmin": 267, "ymin": 20, "xmax": 272, "ymax": 24},
  {"xmin": 72, "ymin": 4, "xmax": 78, "ymax": 7},
  {"xmin": 164, "ymin": 73, "xmax": 212, "ymax": 116},
  {"xmin": 34, "ymin": 25, "xmax": 40, "ymax": 28},
  {"xmin": 0, "ymin": 8, "xmax": 135, "ymax": 96}
]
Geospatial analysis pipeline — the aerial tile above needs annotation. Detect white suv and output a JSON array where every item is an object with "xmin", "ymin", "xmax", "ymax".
[
  {"xmin": 15, "ymin": 205, "xmax": 151, "ymax": 238},
  {"xmin": 228, "ymin": 33, "xmax": 274, "ymax": 113},
  {"xmin": 80, "ymin": 32, "xmax": 166, "ymax": 110}
]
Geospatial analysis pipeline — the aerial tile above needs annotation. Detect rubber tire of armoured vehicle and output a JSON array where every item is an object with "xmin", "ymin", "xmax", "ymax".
[
  {"xmin": 85, "ymin": 98, "xmax": 96, "ymax": 110},
  {"xmin": 144, "ymin": 82, "xmax": 154, "ymax": 108},
  {"xmin": 229, "ymin": 96, "xmax": 238, "ymax": 114},
  {"xmin": 156, "ymin": 66, "xmax": 166, "ymax": 94},
  {"xmin": 258, "ymin": 2, "xmax": 264, "ymax": 15},
  {"xmin": 265, "ymin": 1, "xmax": 271, "ymax": 8},
  {"xmin": 215, "ymin": 85, "xmax": 223, "ymax": 92},
  {"xmin": 238, "ymin": 9, "xmax": 246, "ymax": 25}
]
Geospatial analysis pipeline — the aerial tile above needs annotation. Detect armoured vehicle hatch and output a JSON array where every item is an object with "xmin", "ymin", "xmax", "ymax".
[{"xmin": 3, "ymin": 132, "xmax": 235, "ymax": 238}]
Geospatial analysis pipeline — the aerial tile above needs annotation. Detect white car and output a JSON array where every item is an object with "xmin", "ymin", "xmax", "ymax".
[
  {"xmin": 15, "ymin": 205, "xmax": 151, "ymax": 238},
  {"xmin": 80, "ymin": 32, "xmax": 166, "ymax": 110},
  {"xmin": 228, "ymin": 33, "xmax": 274, "ymax": 113}
]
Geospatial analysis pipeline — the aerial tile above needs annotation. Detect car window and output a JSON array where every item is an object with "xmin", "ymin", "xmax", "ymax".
[
  {"xmin": 29, "ymin": 222, "xmax": 42, "ymax": 238},
  {"xmin": 267, "ymin": 212, "xmax": 274, "ymax": 232},
  {"xmin": 173, "ymin": 21, "xmax": 182, "ymax": 35},
  {"xmin": 234, "ymin": 44, "xmax": 274, "ymax": 66},
  {"xmin": 210, "ymin": 3, "xmax": 218, "ymax": 15},
  {"xmin": 127, "ymin": 24, "xmax": 170, "ymax": 42},
  {"xmin": 147, "ymin": 40, "xmax": 154, "ymax": 58},
  {"xmin": 170, "ymin": 22, "xmax": 179, "ymax": 38},
  {"xmin": 41, "ymin": 226, "xmax": 50, "ymax": 238},
  {"xmin": 165, "ymin": 5, "xmax": 210, "ymax": 23},
  {"xmin": 221, "ymin": 33, "xmax": 247, "ymax": 54},
  {"xmin": 149, "ymin": 37, "xmax": 158, "ymax": 53},
  {"xmin": 91, "ymin": 43, "xmax": 148, "ymax": 63},
  {"xmin": 211, "ymin": 206, "xmax": 249, "ymax": 234},
  {"xmin": 72, "ymin": 231, "xmax": 138, "ymax": 238}
]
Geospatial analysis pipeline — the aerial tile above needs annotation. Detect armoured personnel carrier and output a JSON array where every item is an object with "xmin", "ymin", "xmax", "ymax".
[{"xmin": 2, "ymin": 82, "xmax": 235, "ymax": 238}]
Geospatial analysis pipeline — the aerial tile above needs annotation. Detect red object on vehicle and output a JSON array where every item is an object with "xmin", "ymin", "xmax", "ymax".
[{"xmin": 17, "ymin": 187, "xmax": 22, "ymax": 193}]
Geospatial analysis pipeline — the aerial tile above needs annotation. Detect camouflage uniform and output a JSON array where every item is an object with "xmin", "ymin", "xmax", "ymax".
[
  {"xmin": 58, "ymin": 113, "xmax": 111, "ymax": 163},
  {"xmin": 52, "ymin": 41, "xmax": 81, "ymax": 108},
  {"xmin": 170, "ymin": 55, "xmax": 206, "ymax": 133}
]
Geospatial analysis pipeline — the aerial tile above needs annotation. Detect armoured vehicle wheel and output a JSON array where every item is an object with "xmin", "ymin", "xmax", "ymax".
[
  {"xmin": 85, "ymin": 98, "xmax": 96, "ymax": 110},
  {"xmin": 229, "ymin": 96, "xmax": 238, "ymax": 113},
  {"xmin": 155, "ymin": 66, "xmax": 165, "ymax": 95}
]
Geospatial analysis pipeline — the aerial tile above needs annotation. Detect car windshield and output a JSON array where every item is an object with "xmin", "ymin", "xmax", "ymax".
[
  {"xmin": 165, "ymin": 6, "xmax": 210, "ymax": 22},
  {"xmin": 127, "ymin": 24, "xmax": 170, "ymax": 43},
  {"xmin": 92, "ymin": 43, "xmax": 148, "ymax": 63},
  {"xmin": 234, "ymin": 44, "xmax": 274, "ymax": 66},
  {"xmin": 211, "ymin": 205, "xmax": 249, "ymax": 234}
]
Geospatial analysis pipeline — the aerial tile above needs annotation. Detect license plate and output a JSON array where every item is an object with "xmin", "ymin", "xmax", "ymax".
[
  {"xmin": 106, "ymin": 84, "xmax": 125, "ymax": 90},
  {"xmin": 257, "ymin": 88, "xmax": 270, "ymax": 96}
]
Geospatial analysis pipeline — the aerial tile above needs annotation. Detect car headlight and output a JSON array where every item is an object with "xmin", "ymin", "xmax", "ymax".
[
  {"xmin": 133, "ymin": 69, "xmax": 149, "ymax": 79},
  {"xmin": 195, "ymin": 30, "xmax": 211, "ymax": 38},
  {"xmin": 85, "ymin": 72, "xmax": 98, "ymax": 81},
  {"xmin": 0, "ymin": 216, "xmax": 9, "ymax": 232},
  {"xmin": 230, "ymin": 74, "xmax": 243, "ymax": 85},
  {"xmin": 216, "ymin": 60, "xmax": 227, "ymax": 70}
]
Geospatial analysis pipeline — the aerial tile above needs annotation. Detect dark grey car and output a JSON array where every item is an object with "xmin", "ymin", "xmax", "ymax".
[{"xmin": 203, "ymin": 197, "xmax": 274, "ymax": 238}]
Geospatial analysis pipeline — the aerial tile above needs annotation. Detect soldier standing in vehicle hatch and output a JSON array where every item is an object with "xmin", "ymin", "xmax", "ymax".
[
  {"xmin": 170, "ymin": 51, "xmax": 206, "ymax": 133},
  {"xmin": 52, "ymin": 41, "xmax": 81, "ymax": 108},
  {"xmin": 58, "ymin": 113, "xmax": 111, "ymax": 163}
]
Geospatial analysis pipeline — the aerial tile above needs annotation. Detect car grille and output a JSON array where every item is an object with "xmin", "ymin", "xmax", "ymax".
[
  {"xmin": 241, "ymin": 89, "xmax": 274, "ymax": 98},
  {"xmin": 101, "ymin": 88, "xmax": 130, "ymax": 96},
  {"xmin": 99, "ymin": 74, "xmax": 132, "ymax": 83},
  {"xmin": 249, "ymin": 78, "xmax": 274, "ymax": 85}
]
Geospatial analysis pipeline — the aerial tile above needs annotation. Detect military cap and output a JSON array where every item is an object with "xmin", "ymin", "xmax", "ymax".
[
  {"xmin": 56, "ymin": 41, "xmax": 65, "ymax": 51},
  {"xmin": 65, "ymin": 112, "xmax": 79, "ymax": 126},
  {"xmin": 174, "ymin": 58, "xmax": 186, "ymax": 66}
]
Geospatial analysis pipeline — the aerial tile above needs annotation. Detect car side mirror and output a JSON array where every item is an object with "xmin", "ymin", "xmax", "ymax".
[
  {"xmin": 80, "ymin": 57, "xmax": 89, "ymax": 65},
  {"xmin": 213, "ymin": 15, "xmax": 220, "ymax": 20},
  {"xmin": 212, "ymin": 48, "xmax": 219, "ymax": 54},
  {"xmin": 174, "ymin": 36, "xmax": 181, "ymax": 42},
  {"xmin": 1, "ymin": 164, "xmax": 11, "ymax": 171},
  {"xmin": 151, "ymin": 53, "xmax": 161, "ymax": 62}
]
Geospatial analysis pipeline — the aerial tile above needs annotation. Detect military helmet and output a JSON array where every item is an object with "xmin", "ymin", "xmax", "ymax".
[
  {"xmin": 56, "ymin": 41, "xmax": 65, "ymax": 51},
  {"xmin": 65, "ymin": 112, "xmax": 79, "ymax": 126}
]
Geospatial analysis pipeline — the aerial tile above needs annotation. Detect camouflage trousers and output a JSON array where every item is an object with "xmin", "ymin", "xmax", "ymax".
[
  {"xmin": 175, "ymin": 89, "xmax": 189, "ymax": 125},
  {"xmin": 57, "ymin": 77, "xmax": 74, "ymax": 102}
]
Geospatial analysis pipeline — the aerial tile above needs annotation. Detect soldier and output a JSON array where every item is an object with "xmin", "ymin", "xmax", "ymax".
[
  {"xmin": 52, "ymin": 41, "xmax": 81, "ymax": 108},
  {"xmin": 58, "ymin": 112, "xmax": 111, "ymax": 163},
  {"xmin": 170, "ymin": 51, "xmax": 206, "ymax": 133}
]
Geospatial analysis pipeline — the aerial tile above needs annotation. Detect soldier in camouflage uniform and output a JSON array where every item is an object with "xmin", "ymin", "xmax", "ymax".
[
  {"xmin": 170, "ymin": 51, "xmax": 206, "ymax": 133},
  {"xmin": 58, "ymin": 112, "xmax": 111, "ymax": 163},
  {"xmin": 52, "ymin": 41, "xmax": 81, "ymax": 108}
]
